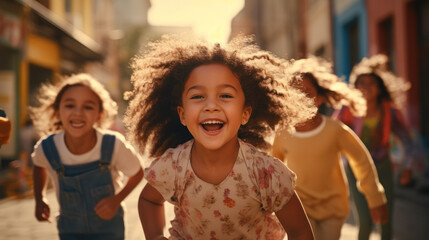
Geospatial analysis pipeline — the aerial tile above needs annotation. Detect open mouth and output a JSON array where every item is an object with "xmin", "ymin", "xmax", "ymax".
[
  {"xmin": 70, "ymin": 120, "xmax": 85, "ymax": 128},
  {"xmin": 201, "ymin": 120, "xmax": 224, "ymax": 132}
]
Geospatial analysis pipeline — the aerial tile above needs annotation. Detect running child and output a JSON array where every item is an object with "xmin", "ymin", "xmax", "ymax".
[
  {"xmin": 125, "ymin": 34, "xmax": 315, "ymax": 240},
  {"xmin": 334, "ymin": 54, "xmax": 414, "ymax": 240},
  {"xmin": 30, "ymin": 73, "xmax": 143, "ymax": 240},
  {"xmin": 271, "ymin": 56, "xmax": 388, "ymax": 240}
]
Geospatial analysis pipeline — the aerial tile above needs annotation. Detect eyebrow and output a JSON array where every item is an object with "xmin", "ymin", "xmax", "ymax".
[{"xmin": 186, "ymin": 84, "xmax": 239, "ymax": 95}]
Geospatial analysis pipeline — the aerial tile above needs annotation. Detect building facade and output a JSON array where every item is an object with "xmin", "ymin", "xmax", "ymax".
[
  {"xmin": 229, "ymin": 0, "xmax": 425, "ymax": 141},
  {"xmin": 366, "ymin": 0, "xmax": 422, "ymax": 135},
  {"xmin": 0, "ymin": 0, "xmax": 119, "ymax": 164},
  {"xmin": 229, "ymin": 0, "xmax": 303, "ymax": 59},
  {"xmin": 333, "ymin": 0, "xmax": 368, "ymax": 80}
]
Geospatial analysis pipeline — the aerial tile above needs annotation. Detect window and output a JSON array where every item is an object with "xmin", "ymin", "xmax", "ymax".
[
  {"xmin": 378, "ymin": 16, "xmax": 396, "ymax": 72},
  {"xmin": 347, "ymin": 19, "xmax": 359, "ymax": 72}
]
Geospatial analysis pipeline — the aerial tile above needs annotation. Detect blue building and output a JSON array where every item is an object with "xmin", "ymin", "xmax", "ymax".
[{"xmin": 333, "ymin": 0, "xmax": 368, "ymax": 81}]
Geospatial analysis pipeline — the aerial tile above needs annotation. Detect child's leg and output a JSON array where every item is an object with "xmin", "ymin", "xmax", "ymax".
[
  {"xmin": 346, "ymin": 163, "xmax": 373, "ymax": 240},
  {"xmin": 375, "ymin": 159, "xmax": 394, "ymax": 240},
  {"xmin": 308, "ymin": 217, "xmax": 344, "ymax": 240},
  {"xmin": 308, "ymin": 217, "xmax": 321, "ymax": 239}
]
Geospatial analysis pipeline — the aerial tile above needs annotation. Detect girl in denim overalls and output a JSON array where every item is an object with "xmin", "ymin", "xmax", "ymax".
[{"xmin": 30, "ymin": 74, "xmax": 143, "ymax": 240}]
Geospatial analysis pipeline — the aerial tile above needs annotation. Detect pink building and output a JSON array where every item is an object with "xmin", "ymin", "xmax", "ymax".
[{"xmin": 366, "ymin": 0, "xmax": 420, "ymax": 130}]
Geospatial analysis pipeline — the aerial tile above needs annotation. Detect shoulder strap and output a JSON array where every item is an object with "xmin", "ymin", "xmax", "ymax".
[
  {"xmin": 41, "ymin": 134, "xmax": 65, "ymax": 174},
  {"xmin": 100, "ymin": 134, "xmax": 116, "ymax": 166}
]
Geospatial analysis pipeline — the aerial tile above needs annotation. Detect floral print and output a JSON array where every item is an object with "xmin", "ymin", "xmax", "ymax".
[
  {"xmin": 144, "ymin": 139, "xmax": 296, "ymax": 239},
  {"xmin": 223, "ymin": 189, "xmax": 236, "ymax": 208},
  {"xmin": 258, "ymin": 165, "xmax": 276, "ymax": 189}
]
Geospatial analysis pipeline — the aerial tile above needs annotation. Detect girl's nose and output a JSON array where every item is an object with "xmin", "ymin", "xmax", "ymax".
[
  {"xmin": 204, "ymin": 97, "xmax": 219, "ymax": 112},
  {"xmin": 73, "ymin": 107, "xmax": 83, "ymax": 114}
]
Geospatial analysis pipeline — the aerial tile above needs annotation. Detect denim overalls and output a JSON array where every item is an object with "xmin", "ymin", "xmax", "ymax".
[{"xmin": 42, "ymin": 134, "xmax": 125, "ymax": 240}]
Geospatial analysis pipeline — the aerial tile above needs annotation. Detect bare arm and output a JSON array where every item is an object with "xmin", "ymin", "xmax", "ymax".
[
  {"xmin": 33, "ymin": 165, "xmax": 51, "ymax": 222},
  {"xmin": 95, "ymin": 167, "xmax": 144, "ymax": 220},
  {"xmin": 116, "ymin": 167, "xmax": 144, "ymax": 201},
  {"xmin": 139, "ymin": 183, "xmax": 167, "ymax": 240},
  {"xmin": 275, "ymin": 192, "xmax": 314, "ymax": 240}
]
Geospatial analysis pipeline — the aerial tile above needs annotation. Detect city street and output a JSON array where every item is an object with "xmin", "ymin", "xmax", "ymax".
[
  {"xmin": 0, "ymin": 180, "xmax": 428, "ymax": 239},
  {"xmin": 1, "ymin": 1, "xmax": 428, "ymax": 240}
]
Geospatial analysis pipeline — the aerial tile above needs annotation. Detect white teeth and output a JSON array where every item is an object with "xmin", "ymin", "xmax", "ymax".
[
  {"xmin": 70, "ymin": 121, "xmax": 85, "ymax": 127},
  {"xmin": 202, "ymin": 120, "xmax": 224, "ymax": 125}
]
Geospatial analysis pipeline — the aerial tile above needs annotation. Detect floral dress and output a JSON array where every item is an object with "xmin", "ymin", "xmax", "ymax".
[{"xmin": 145, "ymin": 139, "xmax": 296, "ymax": 240}]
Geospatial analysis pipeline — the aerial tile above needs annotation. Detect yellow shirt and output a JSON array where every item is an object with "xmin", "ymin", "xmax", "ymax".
[{"xmin": 272, "ymin": 116, "xmax": 386, "ymax": 220}]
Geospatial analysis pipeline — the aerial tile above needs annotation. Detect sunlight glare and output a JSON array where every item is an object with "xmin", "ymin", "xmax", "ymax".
[{"xmin": 148, "ymin": 0, "xmax": 245, "ymax": 43}]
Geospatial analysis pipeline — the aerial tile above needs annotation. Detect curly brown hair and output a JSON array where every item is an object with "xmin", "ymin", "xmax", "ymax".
[
  {"xmin": 349, "ymin": 54, "xmax": 410, "ymax": 110},
  {"xmin": 287, "ymin": 56, "xmax": 367, "ymax": 117},
  {"xmin": 124, "ymin": 34, "xmax": 316, "ymax": 158},
  {"xmin": 29, "ymin": 73, "xmax": 118, "ymax": 137}
]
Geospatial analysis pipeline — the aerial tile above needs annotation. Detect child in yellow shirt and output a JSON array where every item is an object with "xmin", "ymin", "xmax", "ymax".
[{"xmin": 272, "ymin": 56, "xmax": 388, "ymax": 240}]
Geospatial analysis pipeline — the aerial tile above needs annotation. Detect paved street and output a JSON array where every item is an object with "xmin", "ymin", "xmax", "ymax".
[
  {"xmin": 0, "ymin": 180, "xmax": 174, "ymax": 240},
  {"xmin": 0, "ymin": 180, "xmax": 428, "ymax": 239}
]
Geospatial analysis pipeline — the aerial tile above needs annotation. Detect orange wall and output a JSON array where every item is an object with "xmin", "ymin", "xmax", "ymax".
[{"xmin": 20, "ymin": 34, "xmax": 60, "ymax": 125}]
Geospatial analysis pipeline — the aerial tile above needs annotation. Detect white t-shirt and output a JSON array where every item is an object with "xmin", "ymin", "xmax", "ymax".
[{"xmin": 32, "ymin": 129, "xmax": 143, "ymax": 203}]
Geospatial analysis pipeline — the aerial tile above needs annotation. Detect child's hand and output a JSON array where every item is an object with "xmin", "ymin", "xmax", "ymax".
[
  {"xmin": 94, "ymin": 195, "xmax": 121, "ymax": 220},
  {"xmin": 35, "ymin": 198, "xmax": 51, "ymax": 223},
  {"xmin": 0, "ymin": 116, "xmax": 11, "ymax": 146},
  {"xmin": 400, "ymin": 168, "xmax": 413, "ymax": 186},
  {"xmin": 369, "ymin": 203, "xmax": 389, "ymax": 224}
]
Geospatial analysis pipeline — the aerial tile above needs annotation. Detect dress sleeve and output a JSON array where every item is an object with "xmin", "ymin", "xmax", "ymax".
[
  {"xmin": 337, "ymin": 122, "xmax": 387, "ymax": 208},
  {"xmin": 144, "ymin": 148, "xmax": 178, "ymax": 203},
  {"xmin": 249, "ymin": 147, "xmax": 296, "ymax": 213}
]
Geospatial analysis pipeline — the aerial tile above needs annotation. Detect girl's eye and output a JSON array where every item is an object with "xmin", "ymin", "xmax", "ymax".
[
  {"xmin": 64, "ymin": 104, "xmax": 74, "ymax": 108},
  {"xmin": 220, "ymin": 94, "xmax": 233, "ymax": 98},
  {"xmin": 190, "ymin": 95, "xmax": 203, "ymax": 99},
  {"xmin": 84, "ymin": 106, "xmax": 95, "ymax": 110}
]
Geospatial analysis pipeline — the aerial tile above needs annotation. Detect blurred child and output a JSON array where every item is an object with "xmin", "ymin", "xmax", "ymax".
[
  {"xmin": 334, "ymin": 54, "xmax": 414, "ymax": 240},
  {"xmin": 30, "ymin": 73, "xmax": 143, "ymax": 240},
  {"xmin": 125, "ymin": 34, "xmax": 315, "ymax": 240},
  {"xmin": 271, "ymin": 56, "xmax": 388, "ymax": 240}
]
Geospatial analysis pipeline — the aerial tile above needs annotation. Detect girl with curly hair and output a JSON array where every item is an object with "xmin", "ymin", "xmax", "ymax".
[
  {"xmin": 30, "ymin": 73, "xmax": 143, "ymax": 240},
  {"xmin": 335, "ymin": 54, "xmax": 414, "ymax": 240},
  {"xmin": 125, "ymin": 34, "xmax": 315, "ymax": 239},
  {"xmin": 271, "ymin": 56, "xmax": 388, "ymax": 240}
]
